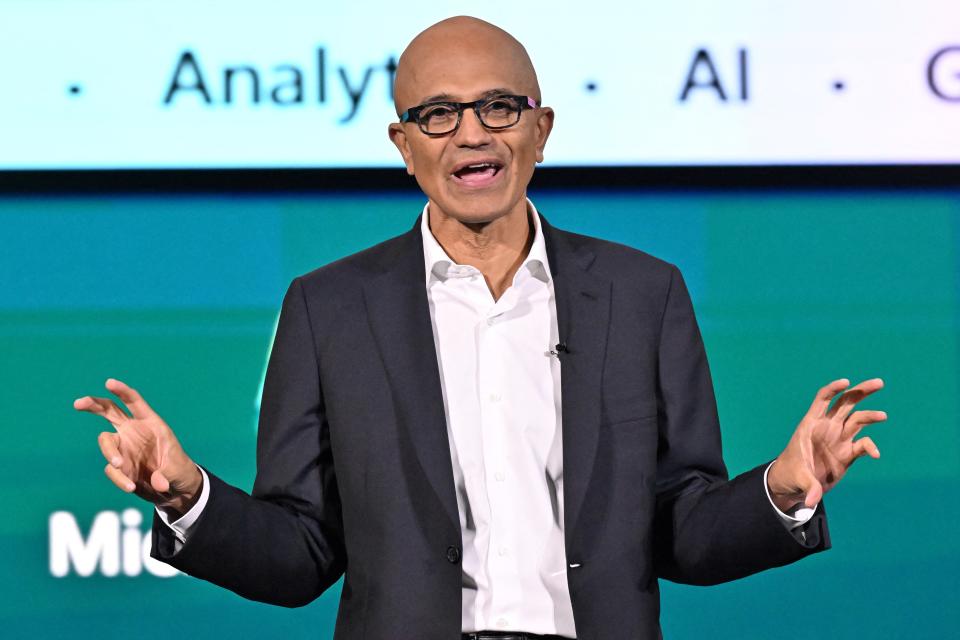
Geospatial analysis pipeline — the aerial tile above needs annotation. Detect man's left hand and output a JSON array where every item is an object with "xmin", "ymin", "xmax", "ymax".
[{"xmin": 767, "ymin": 378, "xmax": 887, "ymax": 513}]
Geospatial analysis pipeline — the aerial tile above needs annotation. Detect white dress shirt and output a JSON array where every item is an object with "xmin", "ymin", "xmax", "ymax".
[
  {"xmin": 158, "ymin": 198, "xmax": 815, "ymax": 636},
  {"xmin": 421, "ymin": 200, "xmax": 575, "ymax": 636}
]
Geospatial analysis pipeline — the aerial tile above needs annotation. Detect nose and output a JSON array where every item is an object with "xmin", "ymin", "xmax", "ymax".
[{"xmin": 452, "ymin": 107, "xmax": 493, "ymax": 147}]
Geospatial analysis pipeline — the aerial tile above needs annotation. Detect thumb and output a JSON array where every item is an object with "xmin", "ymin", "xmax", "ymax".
[
  {"xmin": 150, "ymin": 469, "xmax": 171, "ymax": 494},
  {"xmin": 803, "ymin": 475, "xmax": 823, "ymax": 508}
]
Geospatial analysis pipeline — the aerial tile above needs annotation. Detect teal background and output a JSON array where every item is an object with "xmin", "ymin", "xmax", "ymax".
[{"xmin": 2, "ymin": 189, "xmax": 957, "ymax": 638}]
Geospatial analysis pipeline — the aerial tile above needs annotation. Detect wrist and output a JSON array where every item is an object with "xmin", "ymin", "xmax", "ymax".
[
  {"xmin": 766, "ymin": 459, "xmax": 804, "ymax": 513},
  {"xmin": 159, "ymin": 464, "xmax": 203, "ymax": 517}
]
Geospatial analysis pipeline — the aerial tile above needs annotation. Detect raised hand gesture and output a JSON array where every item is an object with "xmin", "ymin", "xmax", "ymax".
[
  {"xmin": 767, "ymin": 378, "xmax": 887, "ymax": 512},
  {"xmin": 74, "ymin": 378, "xmax": 203, "ymax": 517}
]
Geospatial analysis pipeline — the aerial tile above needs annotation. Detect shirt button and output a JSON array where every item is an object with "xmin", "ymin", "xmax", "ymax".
[
  {"xmin": 486, "ymin": 317, "xmax": 496, "ymax": 326},
  {"xmin": 445, "ymin": 545, "xmax": 461, "ymax": 564},
  {"xmin": 488, "ymin": 393, "xmax": 502, "ymax": 402},
  {"xmin": 498, "ymin": 546, "xmax": 508, "ymax": 557},
  {"xmin": 496, "ymin": 618, "xmax": 509, "ymax": 629},
  {"xmin": 494, "ymin": 471, "xmax": 505, "ymax": 482}
]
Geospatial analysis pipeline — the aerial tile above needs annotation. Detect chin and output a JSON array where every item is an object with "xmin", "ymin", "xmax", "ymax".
[
  {"xmin": 444, "ymin": 207, "xmax": 511, "ymax": 227},
  {"xmin": 436, "ymin": 191, "xmax": 522, "ymax": 225}
]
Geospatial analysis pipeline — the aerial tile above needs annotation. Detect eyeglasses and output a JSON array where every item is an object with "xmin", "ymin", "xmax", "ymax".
[{"xmin": 399, "ymin": 94, "xmax": 538, "ymax": 136}]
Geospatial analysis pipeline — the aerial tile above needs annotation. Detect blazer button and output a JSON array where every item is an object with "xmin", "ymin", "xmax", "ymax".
[{"xmin": 446, "ymin": 545, "xmax": 461, "ymax": 564}]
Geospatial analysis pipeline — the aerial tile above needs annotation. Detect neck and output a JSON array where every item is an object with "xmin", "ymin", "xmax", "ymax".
[{"xmin": 428, "ymin": 199, "xmax": 534, "ymax": 300}]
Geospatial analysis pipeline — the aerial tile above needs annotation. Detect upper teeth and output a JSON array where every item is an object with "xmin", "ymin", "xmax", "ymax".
[{"xmin": 468, "ymin": 163, "xmax": 492, "ymax": 169}]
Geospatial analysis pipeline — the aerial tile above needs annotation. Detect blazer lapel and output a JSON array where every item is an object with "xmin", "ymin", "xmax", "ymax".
[
  {"xmin": 362, "ymin": 220, "xmax": 460, "ymax": 532},
  {"xmin": 542, "ymin": 216, "xmax": 612, "ymax": 537}
]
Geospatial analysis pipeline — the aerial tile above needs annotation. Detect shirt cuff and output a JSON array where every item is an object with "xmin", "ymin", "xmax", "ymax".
[
  {"xmin": 154, "ymin": 466, "xmax": 210, "ymax": 544},
  {"xmin": 764, "ymin": 461, "xmax": 818, "ymax": 531}
]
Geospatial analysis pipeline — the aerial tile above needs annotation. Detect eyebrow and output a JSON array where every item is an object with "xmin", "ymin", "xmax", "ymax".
[{"xmin": 418, "ymin": 88, "xmax": 517, "ymax": 104}]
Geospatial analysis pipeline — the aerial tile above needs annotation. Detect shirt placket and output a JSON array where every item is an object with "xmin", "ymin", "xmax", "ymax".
[{"xmin": 476, "ymin": 285, "xmax": 524, "ymax": 629}]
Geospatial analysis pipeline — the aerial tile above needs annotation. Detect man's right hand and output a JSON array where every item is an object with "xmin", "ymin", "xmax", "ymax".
[{"xmin": 74, "ymin": 378, "xmax": 202, "ymax": 518}]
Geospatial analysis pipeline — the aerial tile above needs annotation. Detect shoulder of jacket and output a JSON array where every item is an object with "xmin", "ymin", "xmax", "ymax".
[
  {"xmin": 550, "ymin": 225, "xmax": 678, "ymax": 280},
  {"xmin": 295, "ymin": 228, "xmax": 415, "ymax": 291}
]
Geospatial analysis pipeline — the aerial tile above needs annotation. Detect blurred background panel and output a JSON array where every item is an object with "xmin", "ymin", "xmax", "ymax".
[
  {"xmin": 1, "ymin": 1, "xmax": 957, "ymax": 638},
  {"xmin": 1, "ymin": 0, "xmax": 958, "ymax": 168}
]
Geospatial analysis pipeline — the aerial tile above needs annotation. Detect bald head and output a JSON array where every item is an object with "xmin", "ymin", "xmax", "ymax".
[
  {"xmin": 393, "ymin": 16, "xmax": 541, "ymax": 113},
  {"xmin": 386, "ymin": 16, "xmax": 554, "ymax": 229}
]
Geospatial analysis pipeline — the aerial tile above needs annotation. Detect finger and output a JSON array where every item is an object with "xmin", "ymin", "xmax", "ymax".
[
  {"xmin": 853, "ymin": 436, "xmax": 881, "ymax": 460},
  {"xmin": 97, "ymin": 431, "xmax": 123, "ymax": 467},
  {"xmin": 807, "ymin": 378, "xmax": 851, "ymax": 418},
  {"xmin": 74, "ymin": 395, "xmax": 130, "ymax": 426},
  {"xmin": 105, "ymin": 378, "xmax": 156, "ymax": 420},
  {"xmin": 104, "ymin": 463, "xmax": 135, "ymax": 493},
  {"xmin": 150, "ymin": 469, "xmax": 171, "ymax": 494},
  {"xmin": 842, "ymin": 409, "xmax": 887, "ymax": 440},
  {"xmin": 828, "ymin": 378, "xmax": 885, "ymax": 421}
]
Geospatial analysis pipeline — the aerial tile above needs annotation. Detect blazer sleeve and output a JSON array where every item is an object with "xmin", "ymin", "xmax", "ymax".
[
  {"xmin": 152, "ymin": 277, "xmax": 347, "ymax": 606},
  {"xmin": 651, "ymin": 265, "xmax": 830, "ymax": 586}
]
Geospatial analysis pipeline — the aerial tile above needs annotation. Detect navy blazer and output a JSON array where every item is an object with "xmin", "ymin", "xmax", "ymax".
[{"xmin": 153, "ymin": 214, "xmax": 829, "ymax": 640}]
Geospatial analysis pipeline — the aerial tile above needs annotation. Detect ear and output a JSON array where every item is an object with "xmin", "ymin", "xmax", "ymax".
[
  {"xmin": 533, "ymin": 106, "xmax": 555, "ymax": 164},
  {"xmin": 388, "ymin": 123, "xmax": 416, "ymax": 175}
]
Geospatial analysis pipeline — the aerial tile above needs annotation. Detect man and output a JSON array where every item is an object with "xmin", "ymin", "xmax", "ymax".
[{"xmin": 74, "ymin": 16, "xmax": 887, "ymax": 640}]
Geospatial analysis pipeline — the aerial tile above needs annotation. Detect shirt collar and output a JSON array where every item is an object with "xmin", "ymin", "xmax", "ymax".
[{"xmin": 420, "ymin": 198, "xmax": 552, "ymax": 286}]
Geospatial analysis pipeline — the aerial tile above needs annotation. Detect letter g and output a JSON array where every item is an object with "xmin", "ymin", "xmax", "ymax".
[{"xmin": 928, "ymin": 46, "xmax": 960, "ymax": 101}]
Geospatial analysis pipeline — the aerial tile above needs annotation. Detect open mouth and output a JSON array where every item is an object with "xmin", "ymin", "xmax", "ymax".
[{"xmin": 451, "ymin": 162, "xmax": 503, "ymax": 187}]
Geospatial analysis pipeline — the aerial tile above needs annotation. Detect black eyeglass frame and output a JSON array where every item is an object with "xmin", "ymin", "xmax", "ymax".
[{"xmin": 399, "ymin": 95, "xmax": 539, "ymax": 136}]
